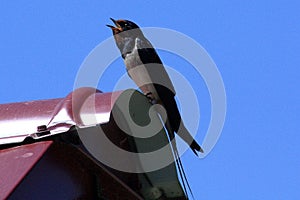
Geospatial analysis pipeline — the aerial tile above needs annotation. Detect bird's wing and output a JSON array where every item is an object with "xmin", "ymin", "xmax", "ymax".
[
  {"xmin": 135, "ymin": 38, "xmax": 176, "ymax": 96},
  {"xmin": 135, "ymin": 38, "xmax": 197, "ymax": 199},
  {"xmin": 135, "ymin": 37, "xmax": 163, "ymax": 64}
]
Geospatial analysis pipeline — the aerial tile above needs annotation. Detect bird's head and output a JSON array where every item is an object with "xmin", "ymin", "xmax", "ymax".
[
  {"xmin": 107, "ymin": 18, "xmax": 145, "ymax": 57},
  {"xmin": 106, "ymin": 18, "xmax": 140, "ymax": 34}
]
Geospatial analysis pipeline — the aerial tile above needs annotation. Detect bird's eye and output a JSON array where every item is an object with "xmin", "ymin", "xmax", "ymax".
[{"xmin": 124, "ymin": 23, "xmax": 128, "ymax": 26}]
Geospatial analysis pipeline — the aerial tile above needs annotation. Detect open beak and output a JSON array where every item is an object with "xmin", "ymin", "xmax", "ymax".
[{"xmin": 106, "ymin": 18, "xmax": 120, "ymax": 29}]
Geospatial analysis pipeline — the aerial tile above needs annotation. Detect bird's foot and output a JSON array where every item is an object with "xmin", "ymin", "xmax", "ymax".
[{"xmin": 145, "ymin": 92, "xmax": 157, "ymax": 104}]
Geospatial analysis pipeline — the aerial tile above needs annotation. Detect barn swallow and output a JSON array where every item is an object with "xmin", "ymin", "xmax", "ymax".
[{"xmin": 107, "ymin": 18, "xmax": 204, "ymax": 156}]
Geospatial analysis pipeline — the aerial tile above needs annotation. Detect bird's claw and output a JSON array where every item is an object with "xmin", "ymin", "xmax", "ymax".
[{"xmin": 145, "ymin": 92, "xmax": 157, "ymax": 104}]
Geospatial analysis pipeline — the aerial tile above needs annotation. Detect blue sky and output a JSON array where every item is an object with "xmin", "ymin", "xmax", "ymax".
[{"xmin": 1, "ymin": 1, "xmax": 299, "ymax": 199}]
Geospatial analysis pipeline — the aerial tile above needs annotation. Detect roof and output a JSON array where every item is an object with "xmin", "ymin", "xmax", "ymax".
[
  {"xmin": 0, "ymin": 87, "xmax": 188, "ymax": 200},
  {"xmin": 0, "ymin": 87, "xmax": 122, "ymax": 145},
  {"xmin": 0, "ymin": 141, "xmax": 53, "ymax": 200}
]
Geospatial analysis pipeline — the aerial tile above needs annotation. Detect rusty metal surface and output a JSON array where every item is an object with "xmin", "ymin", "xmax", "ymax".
[
  {"xmin": 0, "ymin": 141, "xmax": 53, "ymax": 200},
  {"xmin": 0, "ymin": 87, "xmax": 122, "ymax": 145}
]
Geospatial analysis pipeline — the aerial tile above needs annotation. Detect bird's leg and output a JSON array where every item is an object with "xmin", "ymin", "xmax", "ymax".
[
  {"xmin": 145, "ymin": 92, "xmax": 153, "ymax": 100},
  {"xmin": 145, "ymin": 92, "xmax": 157, "ymax": 104}
]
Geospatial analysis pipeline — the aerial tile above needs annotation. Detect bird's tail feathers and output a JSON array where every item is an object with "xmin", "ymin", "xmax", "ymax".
[
  {"xmin": 177, "ymin": 123, "xmax": 204, "ymax": 156},
  {"xmin": 190, "ymin": 140, "xmax": 204, "ymax": 156}
]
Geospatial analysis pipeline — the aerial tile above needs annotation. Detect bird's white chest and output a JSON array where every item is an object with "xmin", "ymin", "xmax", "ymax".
[
  {"xmin": 124, "ymin": 39, "xmax": 143, "ymax": 69},
  {"xmin": 124, "ymin": 39, "xmax": 160, "ymax": 100}
]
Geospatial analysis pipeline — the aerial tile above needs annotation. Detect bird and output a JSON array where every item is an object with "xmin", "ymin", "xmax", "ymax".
[{"xmin": 107, "ymin": 18, "xmax": 204, "ymax": 156}]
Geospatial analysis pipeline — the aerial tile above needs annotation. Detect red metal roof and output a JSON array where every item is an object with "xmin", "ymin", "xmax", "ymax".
[
  {"xmin": 0, "ymin": 87, "xmax": 188, "ymax": 199},
  {"xmin": 0, "ymin": 87, "xmax": 122, "ymax": 145},
  {"xmin": 0, "ymin": 141, "xmax": 53, "ymax": 200}
]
